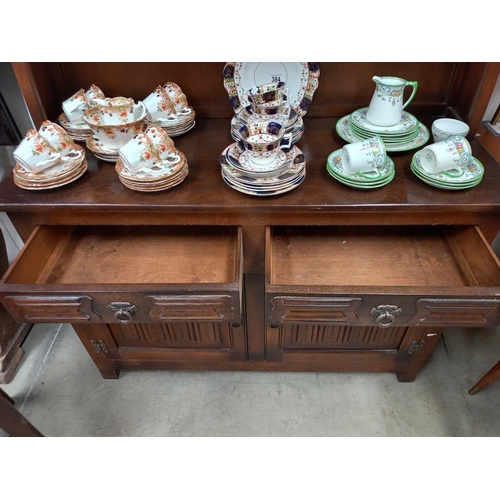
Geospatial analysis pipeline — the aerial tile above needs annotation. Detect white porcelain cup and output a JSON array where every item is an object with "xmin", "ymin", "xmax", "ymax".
[
  {"xmin": 62, "ymin": 89, "xmax": 88, "ymax": 124},
  {"xmin": 341, "ymin": 136, "xmax": 386, "ymax": 174},
  {"xmin": 13, "ymin": 129, "xmax": 61, "ymax": 173},
  {"xmin": 144, "ymin": 126, "xmax": 180, "ymax": 164},
  {"xmin": 420, "ymin": 135, "xmax": 472, "ymax": 175},
  {"xmin": 144, "ymin": 86, "xmax": 177, "ymax": 124},
  {"xmin": 119, "ymin": 133, "xmax": 162, "ymax": 173},
  {"xmin": 432, "ymin": 118, "xmax": 470, "ymax": 142}
]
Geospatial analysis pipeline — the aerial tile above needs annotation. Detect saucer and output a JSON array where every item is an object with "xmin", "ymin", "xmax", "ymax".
[
  {"xmin": 326, "ymin": 148, "xmax": 394, "ymax": 184},
  {"xmin": 350, "ymin": 107, "xmax": 419, "ymax": 134},
  {"xmin": 86, "ymin": 135, "xmax": 120, "ymax": 160},
  {"xmin": 238, "ymin": 150, "xmax": 288, "ymax": 172},
  {"xmin": 336, "ymin": 115, "xmax": 430, "ymax": 152}
]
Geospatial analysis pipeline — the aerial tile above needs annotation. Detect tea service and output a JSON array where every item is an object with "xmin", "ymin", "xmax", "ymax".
[
  {"xmin": 326, "ymin": 136, "xmax": 395, "ymax": 189},
  {"xmin": 115, "ymin": 125, "xmax": 188, "ymax": 192},
  {"xmin": 12, "ymin": 121, "xmax": 87, "ymax": 190}
]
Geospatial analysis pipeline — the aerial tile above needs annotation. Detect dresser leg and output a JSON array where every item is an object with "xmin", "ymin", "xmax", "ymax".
[
  {"xmin": 0, "ymin": 387, "xmax": 43, "ymax": 437},
  {"xmin": 469, "ymin": 360, "xmax": 500, "ymax": 395}
]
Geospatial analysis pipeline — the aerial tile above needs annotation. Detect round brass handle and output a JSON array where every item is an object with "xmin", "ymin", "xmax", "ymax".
[
  {"xmin": 374, "ymin": 311, "xmax": 396, "ymax": 327},
  {"xmin": 114, "ymin": 309, "xmax": 134, "ymax": 323}
]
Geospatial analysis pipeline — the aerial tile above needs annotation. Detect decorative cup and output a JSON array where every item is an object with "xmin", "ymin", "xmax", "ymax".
[
  {"xmin": 38, "ymin": 121, "xmax": 84, "ymax": 164},
  {"xmin": 62, "ymin": 89, "xmax": 88, "ymax": 124},
  {"xmin": 144, "ymin": 126, "xmax": 180, "ymax": 164},
  {"xmin": 238, "ymin": 121, "xmax": 292, "ymax": 165},
  {"xmin": 341, "ymin": 136, "xmax": 387, "ymax": 174},
  {"xmin": 98, "ymin": 99, "xmax": 136, "ymax": 125},
  {"xmin": 163, "ymin": 82, "xmax": 190, "ymax": 113},
  {"xmin": 248, "ymin": 81, "xmax": 286, "ymax": 104},
  {"xmin": 119, "ymin": 133, "xmax": 162, "ymax": 173},
  {"xmin": 419, "ymin": 135, "xmax": 472, "ymax": 175},
  {"xmin": 85, "ymin": 84, "xmax": 105, "ymax": 101},
  {"xmin": 143, "ymin": 86, "xmax": 177, "ymax": 124},
  {"xmin": 13, "ymin": 129, "xmax": 61, "ymax": 173},
  {"xmin": 432, "ymin": 118, "xmax": 470, "ymax": 142}
]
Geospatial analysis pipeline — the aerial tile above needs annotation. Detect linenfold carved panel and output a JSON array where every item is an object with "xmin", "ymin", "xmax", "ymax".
[
  {"xmin": 146, "ymin": 295, "xmax": 237, "ymax": 322},
  {"xmin": 2, "ymin": 295, "xmax": 101, "ymax": 322},
  {"xmin": 412, "ymin": 298, "xmax": 500, "ymax": 326},
  {"xmin": 283, "ymin": 324, "xmax": 408, "ymax": 349},
  {"xmin": 269, "ymin": 296, "xmax": 362, "ymax": 324},
  {"xmin": 109, "ymin": 322, "xmax": 230, "ymax": 349}
]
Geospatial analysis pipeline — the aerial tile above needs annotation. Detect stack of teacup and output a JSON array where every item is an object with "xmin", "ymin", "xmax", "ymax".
[
  {"xmin": 411, "ymin": 125, "xmax": 483, "ymax": 190},
  {"xmin": 58, "ymin": 84, "xmax": 106, "ymax": 141},
  {"xmin": 230, "ymin": 81, "xmax": 304, "ymax": 145},
  {"xmin": 13, "ymin": 121, "xmax": 87, "ymax": 190},
  {"xmin": 143, "ymin": 82, "xmax": 195, "ymax": 137},
  {"xmin": 326, "ymin": 136, "xmax": 395, "ymax": 189},
  {"xmin": 115, "ymin": 125, "xmax": 188, "ymax": 192},
  {"xmin": 220, "ymin": 119, "xmax": 306, "ymax": 196}
]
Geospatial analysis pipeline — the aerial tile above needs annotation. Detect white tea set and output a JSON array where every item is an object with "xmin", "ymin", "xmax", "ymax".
[
  {"xmin": 220, "ymin": 81, "xmax": 306, "ymax": 196},
  {"xmin": 115, "ymin": 124, "xmax": 188, "ymax": 192},
  {"xmin": 12, "ymin": 120, "xmax": 87, "ymax": 190}
]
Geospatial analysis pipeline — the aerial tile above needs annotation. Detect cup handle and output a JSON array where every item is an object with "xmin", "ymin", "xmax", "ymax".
[
  {"xmin": 402, "ymin": 81, "xmax": 418, "ymax": 110},
  {"xmin": 357, "ymin": 169, "xmax": 382, "ymax": 179},
  {"xmin": 61, "ymin": 149, "xmax": 84, "ymax": 162},
  {"xmin": 279, "ymin": 132, "xmax": 292, "ymax": 151},
  {"xmin": 440, "ymin": 168, "xmax": 463, "ymax": 178},
  {"xmin": 35, "ymin": 152, "xmax": 61, "ymax": 167}
]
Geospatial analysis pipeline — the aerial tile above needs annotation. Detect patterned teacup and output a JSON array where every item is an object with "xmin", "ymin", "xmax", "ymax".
[
  {"xmin": 238, "ymin": 121, "xmax": 292, "ymax": 165},
  {"xmin": 62, "ymin": 89, "xmax": 88, "ymax": 124},
  {"xmin": 341, "ymin": 136, "xmax": 386, "ymax": 174},
  {"xmin": 119, "ymin": 133, "xmax": 163, "ymax": 173},
  {"xmin": 143, "ymin": 86, "xmax": 177, "ymax": 124},
  {"xmin": 13, "ymin": 129, "xmax": 61, "ymax": 173},
  {"xmin": 420, "ymin": 135, "xmax": 472, "ymax": 175},
  {"xmin": 144, "ymin": 126, "xmax": 179, "ymax": 163}
]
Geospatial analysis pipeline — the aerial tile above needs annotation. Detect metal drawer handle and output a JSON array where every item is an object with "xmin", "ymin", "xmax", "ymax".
[
  {"xmin": 108, "ymin": 302, "xmax": 138, "ymax": 323},
  {"xmin": 370, "ymin": 305, "xmax": 402, "ymax": 328}
]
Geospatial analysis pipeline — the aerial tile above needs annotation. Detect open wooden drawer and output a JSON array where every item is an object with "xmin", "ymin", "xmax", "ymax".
[
  {"xmin": 266, "ymin": 225, "xmax": 500, "ymax": 329},
  {"xmin": 0, "ymin": 225, "xmax": 243, "ymax": 325}
]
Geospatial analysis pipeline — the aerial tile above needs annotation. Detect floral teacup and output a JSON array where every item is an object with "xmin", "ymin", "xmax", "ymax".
[{"xmin": 13, "ymin": 129, "xmax": 61, "ymax": 173}]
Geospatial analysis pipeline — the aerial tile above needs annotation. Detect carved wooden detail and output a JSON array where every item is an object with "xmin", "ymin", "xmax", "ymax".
[
  {"xmin": 1, "ymin": 295, "xmax": 101, "ymax": 323},
  {"xmin": 109, "ymin": 322, "xmax": 230, "ymax": 349},
  {"xmin": 283, "ymin": 324, "xmax": 408, "ymax": 350},
  {"xmin": 412, "ymin": 298, "xmax": 500, "ymax": 326},
  {"xmin": 146, "ymin": 295, "xmax": 237, "ymax": 323},
  {"xmin": 269, "ymin": 296, "xmax": 362, "ymax": 325}
]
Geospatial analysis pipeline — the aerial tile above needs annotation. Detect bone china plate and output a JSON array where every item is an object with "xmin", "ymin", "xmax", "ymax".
[{"xmin": 223, "ymin": 62, "xmax": 320, "ymax": 117}]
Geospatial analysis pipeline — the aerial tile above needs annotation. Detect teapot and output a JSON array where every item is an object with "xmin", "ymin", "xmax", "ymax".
[{"xmin": 365, "ymin": 76, "xmax": 418, "ymax": 127}]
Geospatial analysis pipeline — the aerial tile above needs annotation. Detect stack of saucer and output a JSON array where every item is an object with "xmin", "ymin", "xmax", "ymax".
[
  {"xmin": 326, "ymin": 148, "xmax": 395, "ymax": 189},
  {"xmin": 13, "ymin": 146, "xmax": 87, "ymax": 190},
  {"xmin": 410, "ymin": 150, "xmax": 484, "ymax": 190},
  {"xmin": 85, "ymin": 135, "xmax": 120, "ymax": 162},
  {"xmin": 58, "ymin": 112, "xmax": 93, "ymax": 142},
  {"xmin": 115, "ymin": 151, "xmax": 188, "ymax": 192},
  {"xmin": 153, "ymin": 109, "xmax": 196, "ymax": 137},
  {"xmin": 220, "ymin": 142, "xmax": 306, "ymax": 196},
  {"xmin": 336, "ymin": 107, "xmax": 429, "ymax": 152}
]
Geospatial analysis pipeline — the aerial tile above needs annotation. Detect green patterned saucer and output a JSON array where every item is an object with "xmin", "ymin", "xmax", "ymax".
[
  {"xmin": 328, "ymin": 165, "xmax": 395, "ymax": 189},
  {"xmin": 411, "ymin": 163, "xmax": 482, "ymax": 190},
  {"xmin": 327, "ymin": 148, "xmax": 394, "ymax": 182}
]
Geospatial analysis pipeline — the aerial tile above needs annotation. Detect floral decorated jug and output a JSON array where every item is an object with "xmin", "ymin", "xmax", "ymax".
[{"xmin": 365, "ymin": 76, "xmax": 418, "ymax": 127}]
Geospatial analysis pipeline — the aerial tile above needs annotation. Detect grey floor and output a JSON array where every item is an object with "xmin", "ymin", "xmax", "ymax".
[{"xmin": 1, "ymin": 320, "xmax": 500, "ymax": 437}]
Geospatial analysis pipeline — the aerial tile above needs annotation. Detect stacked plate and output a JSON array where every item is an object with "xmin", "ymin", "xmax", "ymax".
[
  {"xmin": 411, "ymin": 150, "xmax": 484, "ymax": 190},
  {"xmin": 58, "ymin": 112, "xmax": 93, "ymax": 142},
  {"xmin": 152, "ymin": 107, "xmax": 196, "ymax": 137},
  {"xmin": 115, "ymin": 150, "xmax": 189, "ymax": 192},
  {"xmin": 13, "ymin": 145, "xmax": 87, "ymax": 190},
  {"xmin": 336, "ymin": 107, "xmax": 430, "ymax": 152},
  {"xmin": 220, "ymin": 143, "xmax": 306, "ymax": 196},
  {"xmin": 326, "ymin": 148, "xmax": 395, "ymax": 189},
  {"xmin": 230, "ymin": 106, "xmax": 304, "ymax": 145},
  {"xmin": 86, "ymin": 135, "xmax": 120, "ymax": 162}
]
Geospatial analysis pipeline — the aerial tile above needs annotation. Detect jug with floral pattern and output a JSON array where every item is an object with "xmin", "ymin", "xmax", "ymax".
[{"xmin": 365, "ymin": 76, "xmax": 418, "ymax": 127}]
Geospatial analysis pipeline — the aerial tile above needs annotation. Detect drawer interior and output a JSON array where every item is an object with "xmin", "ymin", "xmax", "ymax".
[
  {"xmin": 4, "ymin": 225, "xmax": 241, "ymax": 286},
  {"xmin": 268, "ymin": 226, "xmax": 500, "ymax": 289}
]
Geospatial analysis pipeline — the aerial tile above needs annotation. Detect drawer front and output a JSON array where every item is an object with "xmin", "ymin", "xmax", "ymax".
[
  {"xmin": 266, "ymin": 294, "xmax": 500, "ymax": 329},
  {"xmin": 1, "ymin": 291, "xmax": 242, "ymax": 324}
]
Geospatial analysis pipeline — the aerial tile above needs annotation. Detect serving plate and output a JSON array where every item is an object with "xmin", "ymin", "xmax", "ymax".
[{"xmin": 223, "ymin": 62, "xmax": 320, "ymax": 117}]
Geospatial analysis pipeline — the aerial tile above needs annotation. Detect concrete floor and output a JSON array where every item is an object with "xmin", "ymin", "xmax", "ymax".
[{"xmin": 1, "ymin": 320, "xmax": 500, "ymax": 437}]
